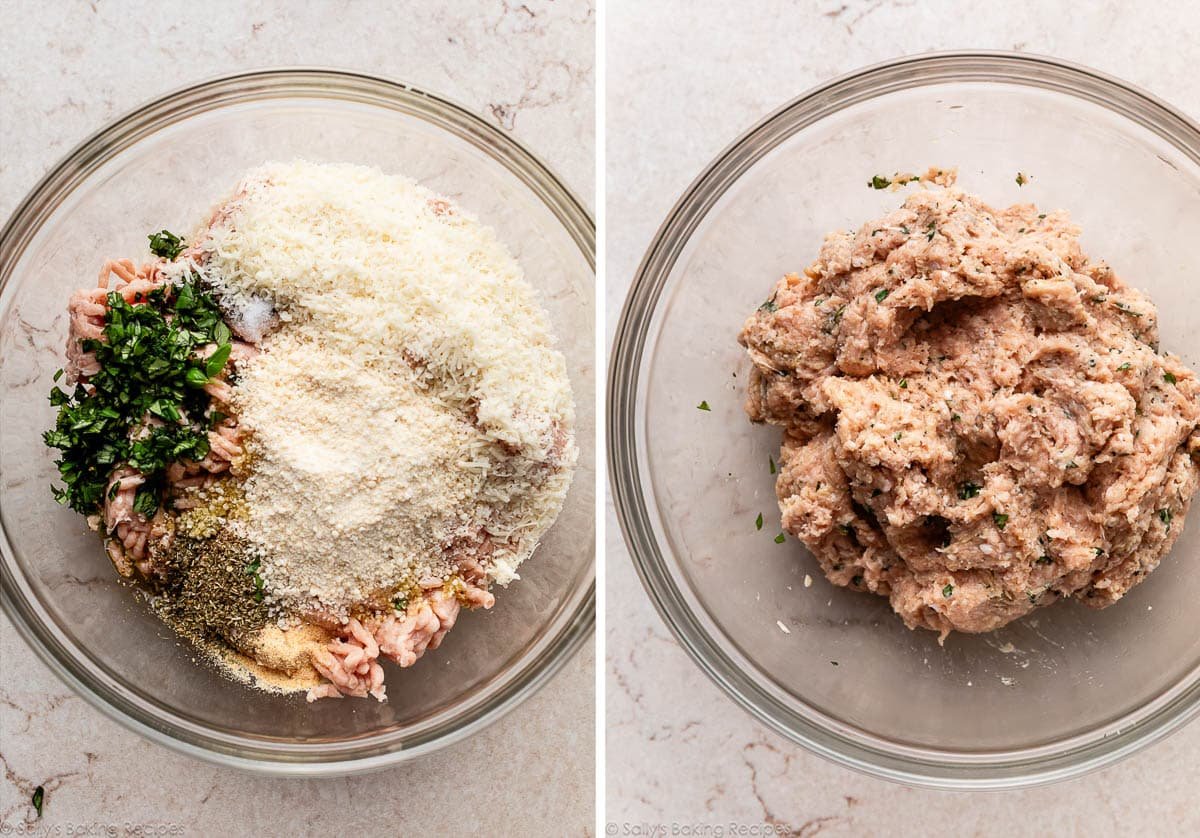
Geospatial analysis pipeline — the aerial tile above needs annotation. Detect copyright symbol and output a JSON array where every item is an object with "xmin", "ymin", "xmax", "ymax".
[{"xmin": 605, "ymin": 823, "xmax": 618, "ymax": 836}]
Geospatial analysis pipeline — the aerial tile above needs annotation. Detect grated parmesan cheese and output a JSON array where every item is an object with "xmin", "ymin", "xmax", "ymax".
[{"xmin": 189, "ymin": 161, "xmax": 576, "ymax": 615}]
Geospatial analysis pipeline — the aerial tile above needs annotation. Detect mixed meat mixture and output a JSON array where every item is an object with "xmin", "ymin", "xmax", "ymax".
[{"xmin": 739, "ymin": 181, "xmax": 1200, "ymax": 638}]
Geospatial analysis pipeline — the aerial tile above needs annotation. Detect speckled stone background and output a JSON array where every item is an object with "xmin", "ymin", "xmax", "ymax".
[
  {"xmin": 606, "ymin": 1, "xmax": 1200, "ymax": 835},
  {"xmin": 0, "ymin": 1, "xmax": 594, "ymax": 835}
]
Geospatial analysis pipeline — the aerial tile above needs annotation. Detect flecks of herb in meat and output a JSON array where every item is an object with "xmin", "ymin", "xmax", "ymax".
[
  {"xmin": 1164, "ymin": 371, "xmax": 1177, "ymax": 384},
  {"xmin": 993, "ymin": 512, "xmax": 1009, "ymax": 530},
  {"xmin": 32, "ymin": 786, "xmax": 44, "ymax": 818},
  {"xmin": 869, "ymin": 175, "xmax": 891, "ymax": 189},
  {"xmin": 874, "ymin": 288, "xmax": 890, "ymax": 303},
  {"xmin": 957, "ymin": 481, "xmax": 981, "ymax": 500},
  {"xmin": 942, "ymin": 583, "xmax": 954, "ymax": 598},
  {"xmin": 774, "ymin": 533, "xmax": 786, "ymax": 544},
  {"xmin": 755, "ymin": 513, "xmax": 763, "ymax": 531}
]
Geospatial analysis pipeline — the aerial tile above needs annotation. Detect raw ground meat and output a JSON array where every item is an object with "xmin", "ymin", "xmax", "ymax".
[{"xmin": 739, "ymin": 185, "xmax": 1200, "ymax": 639}]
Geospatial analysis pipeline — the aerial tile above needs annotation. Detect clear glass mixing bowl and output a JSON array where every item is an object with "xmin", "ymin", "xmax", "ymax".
[
  {"xmin": 609, "ymin": 52, "xmax": 1200, "ymax": 789},
  {"xmin": 0, "ymin": 69, "xmax": 594, "ymax": 774}
]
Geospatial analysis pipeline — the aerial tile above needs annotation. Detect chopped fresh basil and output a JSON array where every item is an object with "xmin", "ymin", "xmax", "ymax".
[
  {"xmin": 942, "ymin": 583, "xmax": 954, "ymax": 598},
  {"xmin": 1117, "ymin": 362, "xmax": 1132, "ymax": 371},
  {"xmin": 44, "ymin": 278, "xmax": 230, "ymax": 514},
  {"xmin": 147, "ymin": 229, "xmax": 185, "ymax": 259},
  {"xmin": 768, "ymin": 455, "xmax": 776, "ymax": 475},
  {"xmin": 132, "ymin": 486, "xmax": 159, "ymax": 519},
  {"xmin": 1159, "ymin": 508, "xmax": 1173, "ymax": 527},
  {"xmin": 869, "ymin": 175, "xmax": 891, "ymax": 190},
  {"xmin": 774, "ymin": 533, "xmax": 786, "ymax": 544},
  {"xmin": 875, "ymin": 288, "xmax": 890, "ymax": 303},
  {"xmin": 32, "ymin": 785, "xmax": 44, "ymax": 818},
  {"xmin": 759, "ymin": 298, "xmax": 778, "ymax": 313},
  {"xmin": 899, "ymin": 378, "xmax": 908, "ymax": 389},
  {"xmin": 1164, "ymin": 371, "xmax": 1177, "ymax": 384},
  {"xmin": 697, "ymin": 400, "xmax": 711, "ymax": 411},
  {"xmin": 755, "ymin": 513, "xmax": 763, "ymax": 531},
  {"xmin": 993, "ymin": 512, "xmax": 1009, "ymax": 530}
]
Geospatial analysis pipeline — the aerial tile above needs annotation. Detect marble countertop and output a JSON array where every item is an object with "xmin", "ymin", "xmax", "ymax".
[
  {"xmin": 605, "ymin": 0, "xmax": 1200, "ymax": 834},
  {"xmin": 0, "ymin": 2, "xmax": 594, "ymax": 835}
]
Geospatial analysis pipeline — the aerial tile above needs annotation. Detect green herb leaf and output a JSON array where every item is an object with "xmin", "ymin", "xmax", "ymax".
[
  {"xmin": 942, "ymin": 583, "xmax": 954, "ymax": 598},
  {"xmin": 1159, "ymin": 508, "xmax": 1173, "ymax": 527},
  {"xmin": 1015, "ymin": 172, "xmax": 1027, "ymax": 186},
  {"xmin": 898, "ymin": 378, "xmax": 908, "ymax": 389},
  {"xmin": 874, "ymin": 288, "xmax": 890, "ymax": 303},
  {"xmin": 185, "ymin": 366, "xmax": 210, "ymax": 388},
  {"xmin": 147, "ymin": 229, "xmax": 185, "ymax": 259},
  {"xmin": 1164, "ymin": 371, "xmax": 1177, "ymax": 384},
  {"xmin": 755, "ymin": 513, "xmax": 763, "ymax": 531},
  {"xmin": 759, "ymin": 298, "xmax": 778, "ymax": 313},
  {"xmin": 132, "ymin": 486, "xmax": 159, "ymax": 518},
  {"xmin": 957, "ymin": 481, "xmax": 981, "ymax": 500},
  {"xmin": 774, "ymin": 533, "xmax": 786, "ymax": 544},
  {"xmin": 697, "ymin": 400, "xmax": 711, "ymax": 411},
  {"xmin": 869, "ymin": 175, "xmax": 891, "ymax": 190},
  {"xmin": 32, "ymin": 785, "xmax": 44, "ymax": 818},
  {"xmin": 993, "ymin": 512, "xmax": 1009, "ymax": 530},
  {"xmin": 1117, "ymin": 362, "xmax": 1132, "ymax": 371},
  {"xmin": 205, "ymin": 343, "xmax": 232, "ymax": 378},
  {"xmin": 768, "ymin": 455, "xmax": 776, "ymax": 475}
]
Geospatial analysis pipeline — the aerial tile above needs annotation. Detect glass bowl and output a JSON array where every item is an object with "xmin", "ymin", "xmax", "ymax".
[
  {"xmin": 609, "ymin": 51, "xmax": 1200, "ymax": 789},
  {"xmin": 0, "ymin": 69, "xmax": 594, "ymax": 775}
]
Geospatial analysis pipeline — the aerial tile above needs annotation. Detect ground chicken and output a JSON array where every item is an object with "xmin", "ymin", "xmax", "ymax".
[{"xmin": 739, "ymin": 185, "xmax": 1200, "ymax": 639}]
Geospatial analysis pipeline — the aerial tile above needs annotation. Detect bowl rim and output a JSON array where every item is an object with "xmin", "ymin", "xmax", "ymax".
[
  {"xmin": 0, "ymin": 67, "xmax": 595, "ymax": 776},
  {"xmin": 608, "ymin": 49, "xmax": 1200, "ymax": 790}
]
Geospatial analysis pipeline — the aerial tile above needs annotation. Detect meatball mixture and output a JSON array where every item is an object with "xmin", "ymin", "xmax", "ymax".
[{"xmin": 739, "ymin": 186, "xmax": 1200, "ymax": 638}]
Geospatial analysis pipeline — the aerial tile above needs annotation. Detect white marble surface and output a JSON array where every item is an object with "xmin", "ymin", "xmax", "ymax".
[
  {"xmin": 606, "ymin": 0, "xmax": 1200, "ymax": 834},
  {"xmin": 0, "ymin": 2, "xmax": 594, "ymax": 835}
]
